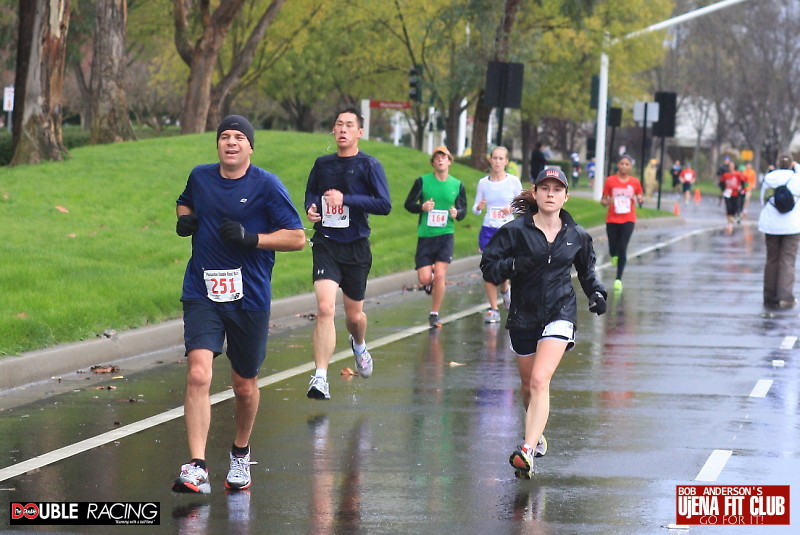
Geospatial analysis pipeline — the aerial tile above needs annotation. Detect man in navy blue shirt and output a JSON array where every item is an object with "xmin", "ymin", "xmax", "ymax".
[
  {"xmin": 304, "ymin": 107, "xmax": 391, "ymax": 400},
  {"xmin": 172, "ymin": 115, "xmax": 305, "ymax": 494}
]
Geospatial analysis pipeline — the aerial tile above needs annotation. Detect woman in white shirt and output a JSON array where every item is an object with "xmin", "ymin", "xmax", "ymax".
[{"xmin": 472, "ymin": 146, "xmax": 523, "ymax": 323}]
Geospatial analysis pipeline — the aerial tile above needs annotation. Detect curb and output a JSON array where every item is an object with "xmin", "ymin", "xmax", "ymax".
[{"xmin": 0, "ymin": 216, "xmax": 682, "ymax": 393}]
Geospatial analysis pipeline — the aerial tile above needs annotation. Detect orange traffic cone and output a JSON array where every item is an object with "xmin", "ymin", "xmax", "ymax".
[
  {"xmin": 694, "ymin": 188, "xmax": 702, "ymax": 204},
  {"xmin": 673, "ymin": 202, "xmax": 681, "ymax": 215}
]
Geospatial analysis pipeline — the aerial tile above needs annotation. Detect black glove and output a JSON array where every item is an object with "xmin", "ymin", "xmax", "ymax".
[
  {"xmin": 176, "ymin": 214, "xmax": 199, "ymax": 237},
  {"xmin": 513, "ymin": 256, "xmax": 536, "ymax": 273},
  {"xmin": 219, "ymin": 219, "xmax": 259, "ymax": 248},
  {"xmin": 588, "ymin": 291, "xmax": 607, "ymax": 315}
]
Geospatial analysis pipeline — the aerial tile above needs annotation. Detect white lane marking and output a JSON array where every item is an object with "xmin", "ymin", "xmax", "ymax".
[
  {"xmin": 696, "ymin": 449, "xmax": 733, "ymax": 481},
  {"xmin": 772, "ymin": 359, "xmax": 785, "ymax": 367},
  {"xmin": 749, "ymin": 379, "xmax": 773, "ymax": 398},
  {"xmin": 0, "ymin": 304, "xmax": 487, "ymax": 483},
  {"xmin": 0, "ymin": 225, "xmax": 726, "ymax": 483},
  {"xmin": 779, "ymin": 336, "xmax": 796, "ymax": 350}
]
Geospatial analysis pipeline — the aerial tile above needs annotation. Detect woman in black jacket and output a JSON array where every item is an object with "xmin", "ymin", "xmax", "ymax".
[{"xmin": 480, "ymin": 168, "xmax": 607, "ymax": 479}]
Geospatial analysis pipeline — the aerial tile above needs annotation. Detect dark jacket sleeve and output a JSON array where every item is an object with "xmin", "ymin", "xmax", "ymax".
[
  {"xmin": 404, "ymin": 177, "xmax": 424, "ymax": 214},
  {"xmin": 454, "ymin": 183, "xmax": 467, "ymax": 221},
  {"xmin": 573, "ymin": 227, "xmax": 607, "ymax": 299},
  {"xmin": 480, "ymin": 225, "xmax": 516, "ymax": 285},
  {"xmin": 344, "ymin": 158, "xmax": 392, "ymax": 215}
]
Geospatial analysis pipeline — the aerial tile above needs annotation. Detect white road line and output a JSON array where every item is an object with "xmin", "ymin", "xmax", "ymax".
[
  {"xmin": 0, "ymin": 225, "xmax": 723, "ymax": 483},
  {"xmin": 696, "ymin": 449, "xmax": 733, "ymax": 481},
  {"xmin": 779, "ymin": 336, "xmax": 796, "ymax": 350},
  {"xmin": 0, "ymin": 303, "xmax": 488, "ymax": 483},
  {"xmin": 749, "ymin": 379, "xmax": 773, "ymax": 398}
]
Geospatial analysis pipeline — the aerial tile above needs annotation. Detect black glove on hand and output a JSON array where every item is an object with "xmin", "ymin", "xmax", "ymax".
[
  {"xmin": 513, "ymin": 256, "xmax": 536, "ymax": 273},
  {"xmin": 176, "ymin": 214, "xmax": 199, "ymax": 237},
  {"xmin": 219, "ymin": 219, "xmax": 259, "ymax": 248},
  {"xmin": 588, "ymin": 291, "xmax": 607, "ymax": 315}
]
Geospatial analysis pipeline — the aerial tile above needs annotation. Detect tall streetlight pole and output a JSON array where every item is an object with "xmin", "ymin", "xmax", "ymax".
[{"xmin": 593, "ymin": 0, "xmax": 750, "ymax": 201}]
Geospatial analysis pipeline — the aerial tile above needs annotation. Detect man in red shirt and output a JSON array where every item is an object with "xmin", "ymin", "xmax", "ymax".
[
  {"xmin": 679, "ymin": 163, "xmax": 696, "ymax": 205},
  {"xmin": 719, "ymin": 161, "xmax": 745, "ymax": 229}
]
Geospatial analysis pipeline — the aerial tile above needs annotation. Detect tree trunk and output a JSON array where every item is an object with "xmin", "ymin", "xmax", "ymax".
[
  {"xmin": 89, "ymin": 0, "xmax": 135, "ymax": 144},
  {"xmin": 11, "ymin": 0, "xmax": 71, "ymax": 166},
  {"xmin": 470, "ymin": 90, "xmax": 491, "ymax": 169},
  {"xmin": 469, "ymin": 0, "xmax": 520, "ymax": 169}
]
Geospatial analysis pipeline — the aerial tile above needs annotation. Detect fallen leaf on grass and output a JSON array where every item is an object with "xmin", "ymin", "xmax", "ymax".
[
  {"xmin": 447, "ymin": 361, "xmax": 466, "ymax": 367},
  {"xmin": 14, "ymin": 312, "xmax": 27, "ymax": 319},
  {"xmin": 341, "ymin": 367, "xmax": 358, "ymax": 376},
  {"xmin": 54, "ymin": 205, "xmax": 69, "ymax": 213},
  {"xmin": 92, "ymin": 385, "xmax": 117, "ymax": 390}
]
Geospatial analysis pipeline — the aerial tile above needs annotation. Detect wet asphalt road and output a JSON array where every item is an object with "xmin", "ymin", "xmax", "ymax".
[{"xmin": 0, "ymin": 195, "xmax": 798, "ymax": 534}]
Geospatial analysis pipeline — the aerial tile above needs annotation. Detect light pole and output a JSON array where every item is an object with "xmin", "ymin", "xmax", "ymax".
[{"xmin": 593, "ymin": 0, "xmax": 750, "ymax": 201}]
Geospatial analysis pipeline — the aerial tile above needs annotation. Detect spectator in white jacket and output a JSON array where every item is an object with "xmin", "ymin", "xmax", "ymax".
[{"xmin": 758, "ymin": 154, "xmax": 800, "ymax": 308}]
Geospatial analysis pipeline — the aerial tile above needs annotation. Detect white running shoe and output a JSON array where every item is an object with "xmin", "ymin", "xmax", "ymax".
[
  {"xmin": 307, "ymin": 375, "xmax": 330, "ymax": 400},
  {"xmin": 501, "ymin": 287, "xmax": 511, "ymax": 309},
  {"xmin": 509, "ymin": 444, "xmax": 534, "ymax": 480},
  {"xmin": 172, "ymin": 462, "xmax": 211, "ymax": 494},
  {"xmin": 534, "ymin": 435, "xmax": 547, "ymax": 458},
  {"xmin": 350, "ymin": 335, "xmax": 373, "ymax": 378},
  {"xmin": 226, "ymin": 451, "xmax": 256, "ymax": 490}
]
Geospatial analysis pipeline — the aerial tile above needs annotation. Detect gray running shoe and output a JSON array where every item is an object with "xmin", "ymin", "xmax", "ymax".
[
  {"xmin": 484, "ymin": 308, "xmax": 501, "ymax": 323},
  {"xmin": 172, "ymin": 462, "xmax": 211, "ymax": 494},
  {"xmin": 350, "ymin": 335, "xmax": 373, "ymax": 378},
  {"xmin": 429, "ymin": 313, "xmax": 442, "ymax": 328},
  {"xmin": 225, "ymin": 451, "xmax": 256, "ymax": 490},
  {"xmin": 307, "ymin": 375, "xmax": 330, "ymax": 400}
]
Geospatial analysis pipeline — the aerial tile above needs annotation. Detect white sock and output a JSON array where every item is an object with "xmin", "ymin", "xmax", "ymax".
[
  {"xmin": 353, "ymin": 341, "xmax": 367, "ymax": 354},
  {"xmin": 430, "ymin": 311, "xmax": 439, "ymax": 316},
  {"xmin": 314, "ymin": 368, "xmax": 328, "ymax": 379}
]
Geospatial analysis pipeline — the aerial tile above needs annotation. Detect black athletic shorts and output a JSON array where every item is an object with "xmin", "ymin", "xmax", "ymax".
[
  {"xmin": 182, "ymin": 298, "xmax": 269, "ymax": 379},
  {"xmin": 509, "ymin": 320, "xmax": 575, "ymax": 356},
  {"xmin": 414, "ymin": 234, "xmax": 454, "ymax": 269},
  {"xmin": 310, "ymin": 233, "xmax": 372, "ymax": 301}
]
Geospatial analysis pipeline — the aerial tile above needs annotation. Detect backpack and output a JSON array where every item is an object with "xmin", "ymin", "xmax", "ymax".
[{"xmin": 770, "ymin": 181, "xmax": 796, "ymax": 214}]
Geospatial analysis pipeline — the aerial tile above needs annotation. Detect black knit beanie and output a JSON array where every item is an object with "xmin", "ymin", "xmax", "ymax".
[{"xmin": 217, "ymin": 115, "xmax": 254, "ymax": 148}]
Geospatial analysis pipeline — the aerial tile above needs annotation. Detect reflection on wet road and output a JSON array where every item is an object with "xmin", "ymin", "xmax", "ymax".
[{"xmin": 1, "ymin": 215, "xmax": 798, "ymax": 534}]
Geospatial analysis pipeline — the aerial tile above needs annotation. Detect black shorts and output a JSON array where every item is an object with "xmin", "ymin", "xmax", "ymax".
[
  {"xmin": 414, "ymin": 234, "xmax": 454, "ymax": 269},
  {"xmin": 724, "ymin": 196, "xmax": 740, "ymax": 216},
  {"xmin": 182, "ymin": 299, "xmax": 270, "ymax": 379},
  {"xmin": 311, "ymin": 234, "xmax": 372, "ymax": 301},
  {"xmin": 509, "ymin": 320, "xmax": 575, "ymax": 356}
]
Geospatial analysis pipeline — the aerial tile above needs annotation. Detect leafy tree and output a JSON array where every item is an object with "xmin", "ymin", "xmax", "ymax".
[{"xmin": 172, "ymin": 0, "xmax": 286, "ymax": 134}]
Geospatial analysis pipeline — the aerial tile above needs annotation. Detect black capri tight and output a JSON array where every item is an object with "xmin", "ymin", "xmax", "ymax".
[{"xmin": 606, "ymin": 221, "xmax": 635, "ymax": 280}]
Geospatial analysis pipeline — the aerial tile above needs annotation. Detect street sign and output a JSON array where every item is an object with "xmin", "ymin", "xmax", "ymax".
[
  {"xmin": 633, "ymin": 101, "xmax": 659, "ymax": 124},
  {"xmin": 370, "ymin": 100, "xmax": 411, "ymax": 110},
  {"xmin": 3, "ymin": 86, "xmax": 13, "ymax": 112}
]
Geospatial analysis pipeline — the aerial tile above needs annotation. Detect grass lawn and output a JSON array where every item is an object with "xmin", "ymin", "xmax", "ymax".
[{"xmin": 0, "ymin": 131, "xmax": 671, "ymax": 356}]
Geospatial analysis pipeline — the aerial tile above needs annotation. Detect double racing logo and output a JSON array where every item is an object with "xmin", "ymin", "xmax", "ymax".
[{"xmin": 10, "ymin": 502, "xmax": 160, "ymax": 525}]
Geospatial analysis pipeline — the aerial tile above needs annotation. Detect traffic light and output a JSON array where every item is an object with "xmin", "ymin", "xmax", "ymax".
[{"xmin": 408, "ymin": 64, "xmax": 422, "ymax": 103}]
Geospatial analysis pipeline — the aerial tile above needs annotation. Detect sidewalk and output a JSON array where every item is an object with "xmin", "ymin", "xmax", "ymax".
[{"xmin": 0, "ymin": 191, "xmax": 725, "ymax": 394}]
